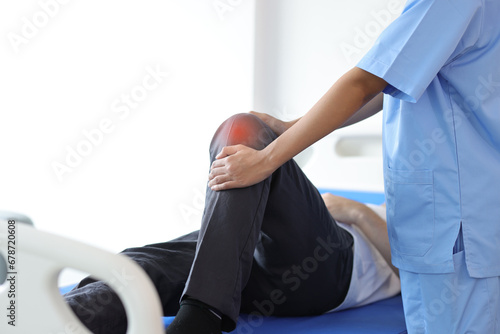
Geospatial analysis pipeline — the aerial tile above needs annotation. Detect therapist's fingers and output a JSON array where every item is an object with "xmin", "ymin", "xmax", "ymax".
[
  {"xmin": 208, "ymin": 162, "xmax": 227, "ymax": 181},
  {"xmin": 208, "ymin": 159, "xmax": 236, "ymax": 188},
  {"xmin": 208, "ymin": 144, "xmax": 272, "ymax": 191},
  {"xmin": 208, "ymin": 157, "xmax": 238, "ymax": 188},
  {"xmin": 210, "ymin": 180, "xmax": 240, "ymax": 191},
  {"xmin": 215, "ymin": 145, "xmax": 241, "ymax": 160},
  {"xmin": 210, "ymin": 158, "xmax": 228, "ymax": 170},
  {"xmin": 208, "ymin": 174, "xmax": 232, "ymax": 189},
  {"xmin": 209, "ymin": 146, "xmax": 239, "ymax": 181}
]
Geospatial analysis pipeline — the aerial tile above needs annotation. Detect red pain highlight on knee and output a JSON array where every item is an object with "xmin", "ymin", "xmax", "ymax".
[{"xmin": 228, "ymin": 120, "xmax": 254, "ymax": 144}]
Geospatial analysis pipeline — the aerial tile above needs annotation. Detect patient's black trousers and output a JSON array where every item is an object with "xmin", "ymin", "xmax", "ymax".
[{"xmin": 65, "ymin": 113, "xmax": 354, "ymax": 333}]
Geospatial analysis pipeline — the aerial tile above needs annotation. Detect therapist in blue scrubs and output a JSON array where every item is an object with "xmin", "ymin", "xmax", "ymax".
[{"xmin": 209, "ymin": 0, "xmax": 500, "ymax": 332}]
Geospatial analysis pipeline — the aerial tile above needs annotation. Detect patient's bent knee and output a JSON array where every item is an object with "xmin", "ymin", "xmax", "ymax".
[{"xmin": 215, "ymin": 113, "xmax": 275, "ymax": 150}]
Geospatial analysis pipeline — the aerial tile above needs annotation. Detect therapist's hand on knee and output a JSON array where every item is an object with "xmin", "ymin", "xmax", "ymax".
[{"xmin": 208, "ymin": 145, "xmax": 274, "ymax": 191}]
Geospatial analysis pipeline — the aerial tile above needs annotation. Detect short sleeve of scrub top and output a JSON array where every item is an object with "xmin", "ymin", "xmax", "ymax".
[{"xmin": 357, "ymin": 0, "xmax": 482, "ymax": 103}]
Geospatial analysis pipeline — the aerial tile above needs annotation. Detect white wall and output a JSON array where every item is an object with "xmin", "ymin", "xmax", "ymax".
[
  {"xmin": 254, "ymin": 0, "xmax": 404, "ymax": 192},
  {"xmin": 0, "ymin": 0, "xmax": 255, "ymax": 258}
]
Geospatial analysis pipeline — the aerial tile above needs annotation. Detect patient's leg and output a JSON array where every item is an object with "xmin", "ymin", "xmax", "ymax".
[
  {"xmin": 173, "ymin": 113, "xmax": 353, "ymax": 333},
  {"xmin": 66, "ymin": 113, "xmax": 353, "ymax": 334},
  {"xmin": 64, "ymin": 231, "xmax": 199, "ymax": 334}
]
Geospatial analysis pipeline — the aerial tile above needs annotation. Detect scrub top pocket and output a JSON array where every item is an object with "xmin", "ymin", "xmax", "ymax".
[{"xmin": 385, "ymin": 167, "xmax": 435, "ymax": 257}]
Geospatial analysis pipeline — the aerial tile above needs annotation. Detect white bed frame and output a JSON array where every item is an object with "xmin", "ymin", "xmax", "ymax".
[{"xmin": 0, "ymin": 213, "xmax": 164, "ymax": 334}]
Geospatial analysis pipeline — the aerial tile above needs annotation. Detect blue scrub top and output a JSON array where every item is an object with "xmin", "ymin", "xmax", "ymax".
[{"xmin": 357, "ymin": 0, "xmax": 500, "ymax": 277}]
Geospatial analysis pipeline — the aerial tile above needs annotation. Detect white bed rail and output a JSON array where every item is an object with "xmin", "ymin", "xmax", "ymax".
[{"xmin": 0, "ymin": 216, "xmax": 164, "ymax": 334}]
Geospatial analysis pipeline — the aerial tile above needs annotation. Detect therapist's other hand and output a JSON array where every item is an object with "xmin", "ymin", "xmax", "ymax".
[
  {"xmin": 208, "ymin": 144, "xmax": 273, "ymax": 191},
  {"xmin": 248, "ymin": 111, "xmax": 292, "ymax": 136}
]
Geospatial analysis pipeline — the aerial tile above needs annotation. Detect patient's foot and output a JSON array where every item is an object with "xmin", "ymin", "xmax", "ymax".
[{"xmin": 166, "ymin": 298, "xmax": 222, "ymax": 334}]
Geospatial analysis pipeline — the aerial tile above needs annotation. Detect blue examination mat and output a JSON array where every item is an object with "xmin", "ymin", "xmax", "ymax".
[{"xmin": 163, "ymin": 295, "xmax": 407, "ymax": 333}]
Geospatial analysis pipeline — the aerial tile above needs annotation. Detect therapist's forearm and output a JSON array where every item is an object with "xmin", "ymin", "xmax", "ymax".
[
  {"xmin": 286, "ymin": 117, "xmax": 301, "ymax": 129},
  {"xmin": 262, "ymin": 67, "xmax": 387, "ymax": 170},
  {"xmin": 339, "ymin": 92, "xmax": 384, "ymax": 128},
  {"xmin": 287, "ymin": 92, "xmax": 383, "ymax": 132}
]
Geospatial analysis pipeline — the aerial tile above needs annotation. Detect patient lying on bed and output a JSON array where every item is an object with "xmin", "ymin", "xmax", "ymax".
[{"xmin": 64, "ymin": 113, "xmax": 400, "ymax": 334}]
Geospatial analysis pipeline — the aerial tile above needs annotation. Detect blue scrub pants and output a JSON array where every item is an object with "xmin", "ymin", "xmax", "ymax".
[
  {"xmin": 64, "ymin": 113, "xmax": 354, "ymax": 333},
  {"xmin": 400, "ymin": 250, "xmax": 500, "ymax": 333}
]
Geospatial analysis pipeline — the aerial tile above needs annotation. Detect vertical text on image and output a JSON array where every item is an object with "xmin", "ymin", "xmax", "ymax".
[{"xmin": 5, "ymin": 220, "xmax": 17, "ymax": 327}]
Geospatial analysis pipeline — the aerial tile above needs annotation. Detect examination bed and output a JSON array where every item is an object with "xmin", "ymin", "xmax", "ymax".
[{"xmin": 0, "ymin": 190, "xmax": 407, "ymax": 333}]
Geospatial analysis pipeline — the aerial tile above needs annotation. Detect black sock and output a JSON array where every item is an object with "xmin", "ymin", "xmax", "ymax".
[{"xmin": 166, "ymin": 299, "xmax": 222, "ymax": 334}]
